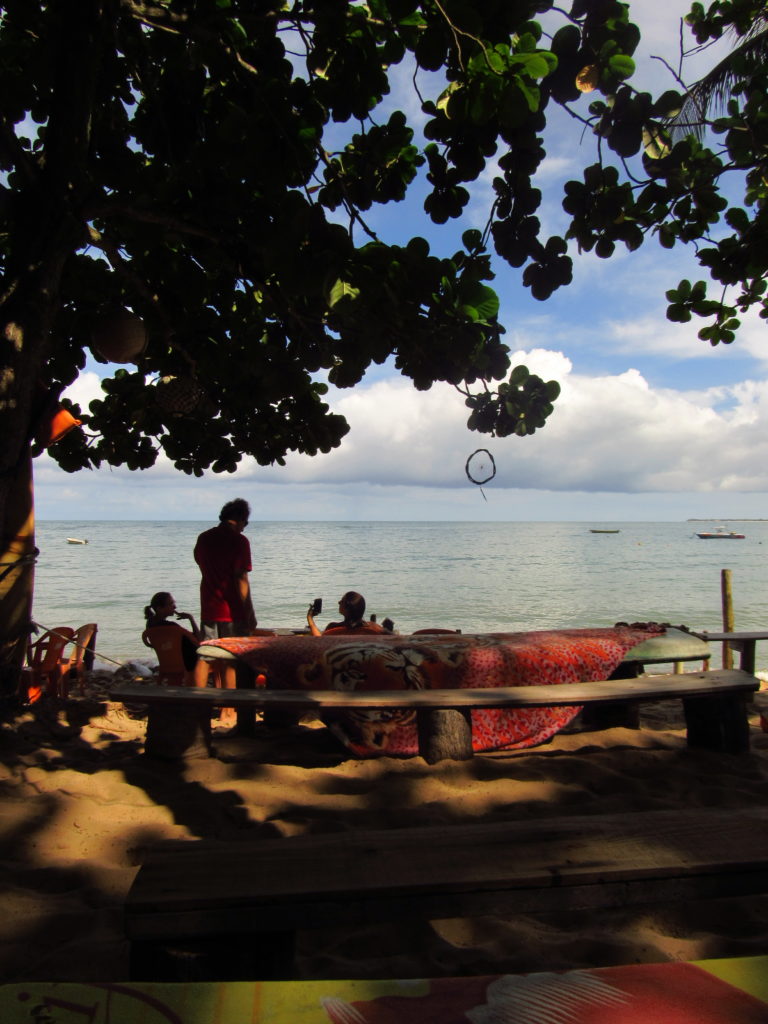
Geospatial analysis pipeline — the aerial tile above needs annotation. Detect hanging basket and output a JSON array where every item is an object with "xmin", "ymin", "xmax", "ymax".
[{"xmin": 90, "ymin": 309, "xmax": 147, "ymax": 363}]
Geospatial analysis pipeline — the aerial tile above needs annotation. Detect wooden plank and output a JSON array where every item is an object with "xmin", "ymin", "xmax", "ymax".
[
  {"xmin": 111, "ymin": 669, "xmax": 758, "ymax": 711},
  {"xmin": 691, "ymin": 631, "xmax": 768, "ymax": 641},
  {"xmin": 130, "ymin": 869, "xmax": 768, "ymax": 943},
  {"xmin": 690, "ymin": 632, "xmax": 768, "ymax": 673},
  {"xmin": 127, "ymin": 808, "xmax": 768, "ymax": 939}
]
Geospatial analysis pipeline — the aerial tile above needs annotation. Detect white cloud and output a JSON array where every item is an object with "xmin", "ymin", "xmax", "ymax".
[
  {"xmin": 55, "ymin": 339, "xmax": 768, "ymax": 501},
  {"xmin": 194, "ymin": 350, "xmax": 768, "ymax": 496},
  {"xmin": 63, "ymin": 371, "xmax": 103, "ymax": 411}
]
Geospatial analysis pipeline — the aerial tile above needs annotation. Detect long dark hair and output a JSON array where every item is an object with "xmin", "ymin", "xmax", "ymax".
[{"xmin": 144, "ymin": 591, "xmax": 171, "ymax": 622}]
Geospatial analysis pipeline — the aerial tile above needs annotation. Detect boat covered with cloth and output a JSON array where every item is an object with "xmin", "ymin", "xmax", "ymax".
[{"xmin": 200, "ymin": 624, "xmax": 666, "ymax": 757}]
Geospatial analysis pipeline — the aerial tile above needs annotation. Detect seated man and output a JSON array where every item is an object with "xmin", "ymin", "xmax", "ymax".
[{"xmin": 307, "ymin": 591, "xmax": 387, "ymax": 636}]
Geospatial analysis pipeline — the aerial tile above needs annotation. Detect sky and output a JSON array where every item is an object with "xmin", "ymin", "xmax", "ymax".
[{"xmin": 34, "ymin": 0, "xmax": 768, "ymax": 523}]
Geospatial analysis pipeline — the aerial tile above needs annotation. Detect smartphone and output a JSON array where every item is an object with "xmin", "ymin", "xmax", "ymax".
[{"xmin": 310, "ymin": 597, "xmax": 323, "ymax": 616}]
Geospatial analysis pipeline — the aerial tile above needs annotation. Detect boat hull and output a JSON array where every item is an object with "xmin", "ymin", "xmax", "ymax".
[{"xmin": 696, "ymin": 532, "xmax": 745, "ymax": 539}]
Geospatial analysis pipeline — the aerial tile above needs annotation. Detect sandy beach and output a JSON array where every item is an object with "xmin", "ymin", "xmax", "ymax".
[{"xmin": 2, "ymin": 665, "xmax": 768, "ymax": 984}]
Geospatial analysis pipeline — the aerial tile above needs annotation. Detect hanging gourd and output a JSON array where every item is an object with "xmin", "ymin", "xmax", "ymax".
[
  {"xmin": 155, "ymin": 375, "xmax": 205, "ymax": 415},
  {"xmin": 90, "ymin": 308, "xmax": 147, "ymax": 363}
]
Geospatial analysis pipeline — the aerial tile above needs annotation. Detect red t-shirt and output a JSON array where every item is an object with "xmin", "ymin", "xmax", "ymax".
[{"xmin": 194, "ymin": 524, "xmax": 252, "ymax": 623}]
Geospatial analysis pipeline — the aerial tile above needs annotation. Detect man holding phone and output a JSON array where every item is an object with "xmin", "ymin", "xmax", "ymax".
[
  {"xmin": 194, "ymin": 498, "xmax": 257, "ymax": 638},
  {"xmin": 307, "ymin": 591, "xmax": 386, "ymax": 635}
]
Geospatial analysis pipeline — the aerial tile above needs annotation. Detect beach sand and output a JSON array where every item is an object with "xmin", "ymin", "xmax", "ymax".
[{"xmin": 1, "ymin": 666, "xmax": 768, "ymax": 983}]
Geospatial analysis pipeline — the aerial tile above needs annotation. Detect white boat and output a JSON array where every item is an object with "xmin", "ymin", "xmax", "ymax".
[
  {"xmin": 66, "ymin": 537, "xmax": 88, "ymax": 544},
  {"xmin": 696, "ymin": 528, "xmax": 745, "ymax": 540}
]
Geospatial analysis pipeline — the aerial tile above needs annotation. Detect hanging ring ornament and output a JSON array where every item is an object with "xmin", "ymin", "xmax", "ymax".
[{"xmin": 465, "ymin": 448, "xmax": 496, "ymax": 486}]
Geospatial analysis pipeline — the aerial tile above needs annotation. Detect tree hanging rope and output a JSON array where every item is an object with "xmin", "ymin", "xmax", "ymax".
[{"xmin": 465, "ymin": 448, "xmax": 496, "ymax": 501}]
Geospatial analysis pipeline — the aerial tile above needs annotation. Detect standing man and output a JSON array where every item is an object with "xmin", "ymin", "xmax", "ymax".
[{"xmin": 194, "ymin": 498, "xmax": 257, "ymax": 638}]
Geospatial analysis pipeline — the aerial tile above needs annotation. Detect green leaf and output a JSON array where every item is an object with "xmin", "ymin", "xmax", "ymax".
[
  {"xmin": 327, "ymin": 279, "xmax": 361, "ymax": 307},
  {"xmin": 607, "ymin": 54, "xmax": 636, "ymax": 80},
  {"xmin": 510, "ymin": 52, "xmax": 555, "ymax": 79},
  {"xmin": 462, "ymin": 229, "xmax": 483, "ymax": 252}
]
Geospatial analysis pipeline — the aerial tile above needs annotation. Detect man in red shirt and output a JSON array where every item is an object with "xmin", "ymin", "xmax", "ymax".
[{"xmin": 194, "ymin": 498, "xmax": 257, "ymax": 638}]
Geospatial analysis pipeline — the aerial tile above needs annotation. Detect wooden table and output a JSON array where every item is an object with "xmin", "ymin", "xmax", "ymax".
[
  {"xmin": 690, "ymin": 630, "xmax": 768, "ymax": 674},
  {"xmin": 544, "ymin": 626, "xmax": 712, "ymax": 730}
]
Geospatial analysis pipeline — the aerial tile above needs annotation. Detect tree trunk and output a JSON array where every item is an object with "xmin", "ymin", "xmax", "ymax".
[
  {"xmin": 0, "ymin": 289, "xmax": 68, "ymax": 699},
  {"xmin": 0, "ymin": 453, "xmax": 35, "ymax": 701}
]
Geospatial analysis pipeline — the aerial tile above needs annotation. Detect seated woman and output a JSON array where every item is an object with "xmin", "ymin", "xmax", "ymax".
[
  {"xmin": 307, "ymin": 591, "xmax": 387, "ymax": 636},
  {"xmin": 143, "ymin": 591, "xmax": 206, "ymax": 681}
]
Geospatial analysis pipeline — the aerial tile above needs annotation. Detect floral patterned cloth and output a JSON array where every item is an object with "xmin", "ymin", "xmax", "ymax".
[{"xmin": 202, "ymin": 624, "xmax": 665, "ymax": 756}]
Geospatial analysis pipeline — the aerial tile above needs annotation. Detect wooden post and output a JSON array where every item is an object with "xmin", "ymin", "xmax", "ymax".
[
  {"xmin": 683, "ymin": 694, "xmax": 750, "ymax": 754},
  {"xmin": 234, "ymin": 661, "xmax": 258, "ymax": 735},
  {"xmin": 416, "ymin": 707, "xmax": 474, "ymax": 763},
  {"xmin": 738, "ymin": 639, "xmax": 757, "ymax": 675},
  {"xmin": 144, "ymin": 703, "xmax": 211, "ymax": 759},
  {"xmin": 721, "ymin": 569, "xmax": 734, "ymax": 669}
]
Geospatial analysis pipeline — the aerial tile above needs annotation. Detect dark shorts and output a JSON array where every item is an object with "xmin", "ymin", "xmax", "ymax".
[{"xmin": 202, "ymin": 621, "xmax": 248, "ymax": 640}]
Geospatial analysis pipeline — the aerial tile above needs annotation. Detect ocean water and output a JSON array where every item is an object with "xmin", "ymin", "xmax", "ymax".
[{"xmin": 30, "ymin": 520, "xmax": 768, "ymax": 667}]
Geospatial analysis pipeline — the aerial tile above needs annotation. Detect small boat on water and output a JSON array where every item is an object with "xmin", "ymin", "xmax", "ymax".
[
  {"xmin": 696, "ymin": 528, "xmax": 745, "ymax": 540},
  {"xmin": 66, "ymin": 537, "xmax": 88, "ymax": 545},
  {"xmin": 590, "ymin": 529, "xmax": 620, "ymax": 534}
]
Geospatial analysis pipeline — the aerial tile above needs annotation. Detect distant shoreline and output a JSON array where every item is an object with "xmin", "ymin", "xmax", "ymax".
[{"xmin": 686, "ymin": 518, "xmax": 767, "ymax": 522}]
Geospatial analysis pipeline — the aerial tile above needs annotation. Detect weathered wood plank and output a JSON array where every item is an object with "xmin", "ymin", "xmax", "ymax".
[
  {"xmin": 112, "ymin": 668, "xmax": 757, "ymax": 711},
  {"xmin": 127, "ymin": 808, "xmax": 768, "ymax": 941},
  {"xmin": 691, "ymin": 631, "xmax": 768, "ymax": 674}
]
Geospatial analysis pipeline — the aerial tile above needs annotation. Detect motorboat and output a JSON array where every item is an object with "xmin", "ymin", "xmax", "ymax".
[
  {"xmin": 696, "ymin": 528, "xmax": 745, "ymax": 539},
  {"xmin": 66, "ymin": 537, "xmax": 88, "ymax": 544}
]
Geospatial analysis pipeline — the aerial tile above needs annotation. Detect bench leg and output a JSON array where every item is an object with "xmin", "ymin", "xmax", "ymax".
[
  {"xmin": 578, "ymin": 660, "xmax": 641, "ymax": 731},
  {"xmin": 683, "ymin": 694, "xmax": 751, "ymax": 753},
  {"xmin": 234, "ymin": 662, "xmax": 258, "ymax": 737},
  {"xmin": 417, "ymin": 708, "xmax": 473, "ymax": 763},
  {"xmin": 144, "ymin": 704, "xmax": 212, "ymax": 759}
]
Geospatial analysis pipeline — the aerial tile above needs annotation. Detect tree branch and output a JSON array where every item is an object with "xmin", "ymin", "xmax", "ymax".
[
  {"xmin": 0, "ymin": 116, "xmax": 40, "ymax": 186},
  {"xmin": 88, "ymin": 199, "xmax": 226, "ymax": 246}
]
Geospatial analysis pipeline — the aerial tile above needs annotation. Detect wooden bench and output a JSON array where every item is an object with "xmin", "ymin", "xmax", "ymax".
[
  {"xmin": 126, "ymin": 806, "xmax": 768, "ymax": 980},
  {"xmin": 110, "ymin": 667, "xmax": 760, "ymax": 762}
]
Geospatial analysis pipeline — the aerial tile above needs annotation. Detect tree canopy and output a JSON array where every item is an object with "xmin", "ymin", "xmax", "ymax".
[{"xmin": 0, "ymin": 0, "xmax": 765, "ymax": 488}]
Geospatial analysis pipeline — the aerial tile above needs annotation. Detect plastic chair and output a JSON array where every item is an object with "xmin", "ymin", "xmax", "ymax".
[
  {"xmin": 59, "ymin": 623, "xmax": 98, "ymax": 697},
  {"xmin": 21, "ymin": 627, "xmax": 76, "ymax": 703},
  {"xmin": 142, "ymin": 625, "xmax": 195, "ymax": 686}
]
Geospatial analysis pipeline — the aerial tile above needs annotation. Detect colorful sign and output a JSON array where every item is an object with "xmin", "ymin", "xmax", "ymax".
[{"xmin": 2, "ymin": 956, "xmax": 767, "ymax": 1023}]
